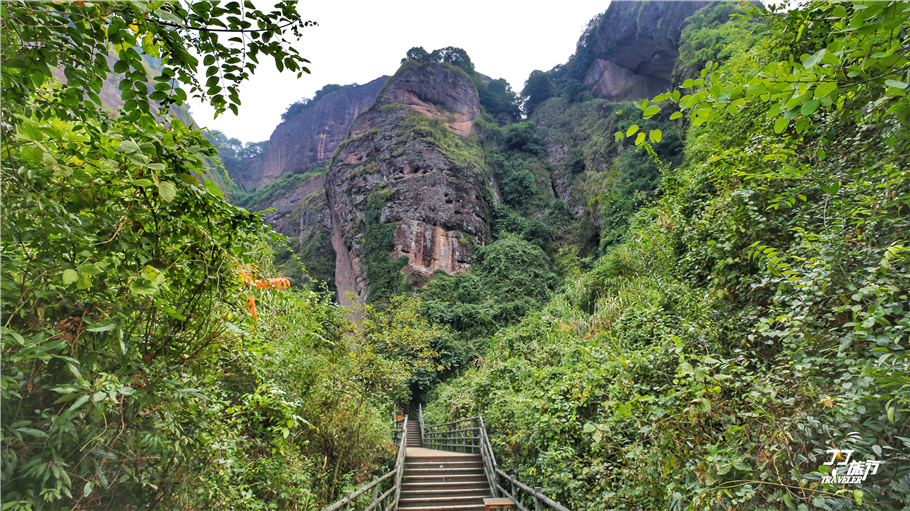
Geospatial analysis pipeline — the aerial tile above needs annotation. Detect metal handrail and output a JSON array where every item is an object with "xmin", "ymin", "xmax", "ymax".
[
  {"xmin": 423, "ymin": 416, "xmax": 570, "ymax": 511},
  {"xmin": 417, "ymin": 404, "xmax": 425, "ymax": 446},
  {"xmin": 322, "ymin": 417, "xmax": 408, "ymax": 511}
]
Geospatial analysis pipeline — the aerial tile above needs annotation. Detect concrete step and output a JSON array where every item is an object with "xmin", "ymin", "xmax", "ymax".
[
  {"xmin": 405, "ymin": 455, "xmax": 482, "ymax": 462},
  {"xmin": 398, "ymin": 497, "xmax": 484, "ymax": 509},
  {"xmin": 405, "ymin": 467, "xmax": 484, "ymax": 476},
  {"xmin": 403, "ymin": 474, "xmax": 487, "ymax": 484},
  {"xmin": 406, "ymin": 460, "xmax": 483, "ymax": 469},
  {"xmin": 401, "ymin": 488, "xmax": 490, "ymax": 498},
  {"xmin": 402, "ymin": 480, "xmax": 491, "ymax": 491},
  {"xmin": 399, "ymin": 448, "xmax": 493, "ymax": 510},
  {"xmin": 397, "ymin": 505, "xmax": 485, "ymax": 511}
]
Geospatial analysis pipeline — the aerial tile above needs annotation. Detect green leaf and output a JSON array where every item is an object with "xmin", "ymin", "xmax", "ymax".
[
  {"xmin": 783, "ymin": 492, "xmax": 795, "ymax": 509},
  {"xmin": 853, "ymin": 490, "xmax": 863, "ymax": 505},
  {"xmin": 820, "ymin": 181, "xmax": 841, "ymax": 196},
  {"xmin": 774, "ymin": 117, "xmax": 789, "ymax": 133},
  {"xmin": 626, "ymin": 125, "xmax": 639, "ymax": 137},
  {"xmin": 642, "ymin": 105, "xmax": 660, "ymax": 119},
  {"xmin": 814, "ymin": 81, "xmax": 838, "ymax": 99},
  {"xmin": 801, "ymin": 99, "xmax": 819, "ymax": 115},
  {"xmin": 130, "ymin": 278, "xmax": 159, "ymax": 296},
  {"xmin": 204, "ymin": 178, "xmax": 224, "ymax": 199},
  {"xmin": 885, "ymin": 79, "xmax": 908, "ymax": 89},
  {"xmin": 87, "ymin": 321, "xmax": 116, "ymax": 333},
  {"xmin": 18, "ymin": 121, "xmax": 44, "ymax": 142},
  {"xmin": 158, "ymin": 181, "xmax": 177, "ymax": 202},
  {"xmin": 63, "ymin": 269, "xmax": 79, "ymax": 285},
  {"xmin": 68, "ymin": 394, "xmax": 90, "ymax": 412},
  {"xmin": 634, "ymin": 132, "xmax": 646, "ymax": 146},
  {"xmin": 154, "ymin": 8, "xmax": 184, "ymax": 25},
  {"xmin": 17, "ymin": 427, "xmax": 48, "ymax": 438},
  {"xmin": 118, "ymin": 140, "xmax": 140, "ymax": 154},
  {"xmin": 84, "ymin": 481, "xmax": 93, "ymax": 497},
  {"xmin": 649, "ymin": 129, "xmax": 662, "ymax": 144},
  {"xmin": 670, "ymin": 111, "xmax": 683, "ymax": 120},
  {"xmin": 677, "ymin": 362, "xmax": 694, "ymax": 376}
]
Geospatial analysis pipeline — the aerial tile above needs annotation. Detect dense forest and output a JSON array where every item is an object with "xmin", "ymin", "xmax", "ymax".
[{"xmin": 2, "ymin": 1, "xmax": 909, "ymax": 511}]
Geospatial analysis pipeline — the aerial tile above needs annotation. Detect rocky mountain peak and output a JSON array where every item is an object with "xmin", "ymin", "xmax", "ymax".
[{"xmin": 325, "ymin": 61, "xmax": 490, "ymax": 305}]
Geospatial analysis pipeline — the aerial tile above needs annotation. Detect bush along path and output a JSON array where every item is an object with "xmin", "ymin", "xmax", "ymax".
[{"xmin": 423, "ymin": 2, "xmax": 910, "ymax": 510}]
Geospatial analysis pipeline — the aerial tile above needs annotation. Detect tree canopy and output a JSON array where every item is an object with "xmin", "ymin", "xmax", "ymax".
[
  {"xmin": 1, "ymin": 0, "xmax": 314, "ymax": 124},
  {"xmin": 1, "ymin": 2, "xmax": 407, "ymax": 510}
]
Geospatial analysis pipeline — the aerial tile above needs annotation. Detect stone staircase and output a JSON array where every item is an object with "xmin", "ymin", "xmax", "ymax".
[
  {"xmin": 398, "ymin": 451, "xmax": 491, "ymax": 511},
  {"xmin": 406, "ymin": 414, "xmax": 422, "ymax": 447}
]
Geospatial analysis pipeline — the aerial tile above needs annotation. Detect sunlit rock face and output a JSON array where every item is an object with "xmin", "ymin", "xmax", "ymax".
[{"xmin": 325, "ymin": 62, "xmax": 491, "ymax": 305}]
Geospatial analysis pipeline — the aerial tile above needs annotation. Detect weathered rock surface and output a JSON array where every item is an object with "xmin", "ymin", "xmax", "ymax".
[
  {"xmin": 326, "ymin": 62, "xmax": 491, "ymax": 305},
  {"xmin": 584, "ymin": 0, "xmax": 709, "ymax": 100},
  {"xmin": 231, "ymin": 77, "xmax": 388, "ymax": 190}
]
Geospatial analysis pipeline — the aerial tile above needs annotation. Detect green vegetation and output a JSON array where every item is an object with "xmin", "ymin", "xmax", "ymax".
[
  {"xmin": 520, "ymin": 70, "xmax": 555, "ymax": 117},
  {"xmin": 8, "ymin": 2, "xmax": 909, "ymax": 510},
  {"xmin": 421, "ymin": 236, "xmax": 559, "ymax": 342},
  {"xmin": 0, "ymin": 3, "xmax": 407, "ymax": 510},
  {"xmin": 234, "ymin": 163, "xmax": 328, "ymax": 211},
  {"xmin": 676, "ymin": 2, "xmax": 768, "ymax": 82},
  {"xmin": 402, "ymin": 46, "xmax": 475, "ymax": 75},
  {"xmin": 425, "ymin": 3, "xmax": 910, "ymax": 511},
  {"xmin": 363, "ymin": 189, "xmax": 413, "ymax": 304}
]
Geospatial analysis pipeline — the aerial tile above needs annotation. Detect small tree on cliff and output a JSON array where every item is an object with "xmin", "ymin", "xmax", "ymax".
[
  {"xmin": 521, "ymin": 70, "xmax": 555, "ymax": 117},
  {"xmin": 401, "ymin": 45, "xmax": 475, "ymax": 75}
]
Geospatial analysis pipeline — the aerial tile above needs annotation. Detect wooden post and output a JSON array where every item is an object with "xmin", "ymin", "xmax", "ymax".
[
  {"xmin": 341, "ymin": 490, "xmax": 351, "ymax": 511},
  {"xmin": 371, "ymin": 483, "xmax": 378, "ymax": 504},
  {"xmin": 534, "ymin": 487, "xmax": 543, "ymax": 511}
]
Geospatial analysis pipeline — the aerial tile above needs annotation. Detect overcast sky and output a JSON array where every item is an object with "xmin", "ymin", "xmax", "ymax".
[{"xmin": 186, "ymin": 0, "xmax": 612, "ymax": 143}]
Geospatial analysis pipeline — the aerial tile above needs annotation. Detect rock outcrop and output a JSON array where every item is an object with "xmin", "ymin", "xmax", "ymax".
[
  {"xmin": 584, "ymin": 0, "xmax": 709, "ymax": 101},
  {"xmin": 231, "ymin": 77, "xmax": 388, "ymax": 190},
  {"xmin": 325, "ymin": 62, "xmax": 491, "ymax": 305}
]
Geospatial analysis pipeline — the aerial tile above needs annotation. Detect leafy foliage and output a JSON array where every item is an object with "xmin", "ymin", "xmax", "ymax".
[
  {"xmin": 521, "ymin": 70, "xmax": 555, "ymax": 117},
  {"xmin": 420, "ymin": 236, "xmax": 559, "ymax": 343},
  {"xmin": 363, "ymin": 189, "xmax": 413, "ymax": 304},
  {"xmin": 477, "ymin": 77, "xmax": 522, "ymax": 121},
  {"xmin": 427, "ymin": 3, "xmax": 910, "ymax": 511},
  {"xmin": 0, "ymin": 2, "xmax": 404, "ymax": 510},
  {"xmin": 0, "ymin": 0, "xmax": 315, "ymax": 123},
  {"xmin": 676, "ymin": 2, "xmax": 768, "ymax": 82},
  {"xmin": 402, "ymin": 46, "xmax": 475, "ymax": 75}
]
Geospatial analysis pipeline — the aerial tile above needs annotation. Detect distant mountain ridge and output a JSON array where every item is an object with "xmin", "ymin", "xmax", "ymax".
[{"xmin": 230, "ymin": 77, "xmax": 388, "ymax": 191}]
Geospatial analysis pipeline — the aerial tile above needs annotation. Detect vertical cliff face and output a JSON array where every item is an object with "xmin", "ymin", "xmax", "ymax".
[
  {"xmin": 230, "ymin": 77, "xmax": 388, "ymax": 190},
  {"xmin": 325, "ymin": 62, "xmax": 491, "ymax": 305},
  {"xmin": 584, "ymin": 0, "xmax": 710, "ymax": 100}
]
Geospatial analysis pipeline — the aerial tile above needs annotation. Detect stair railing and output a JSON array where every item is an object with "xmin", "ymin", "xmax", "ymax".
[
  {"xmin": 417, "ymin": 404, "xmax": 425, "ymax": 447},
  {"xmin": 423, "ymin": 416, "xmax": 570, "ymax": 511},
  {"xmin": 321, "ymin": 417, "xmax": 408, "ymax": 511}
]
